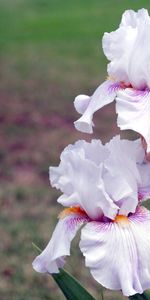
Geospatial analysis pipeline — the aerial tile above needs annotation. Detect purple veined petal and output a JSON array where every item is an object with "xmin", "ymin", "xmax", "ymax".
[
  {"xmin": 116, "ymin": 88, "xmax": 150, "ymax": 152},
  {"xmin": 138, "ymin": 187, "xmax": 150, "ymax": 202},
  {"xmin": 74, "ymin": 80, "xmax": 117, "ymax": 133},
  {"xmin": 79, "ymin": 206, "xmax": 150, "ymax": 296},
  {"xmin": 32, "ymin": 213, "xmax": 88, "ymax": 274},
  {"xmin": 138, "ymin": 161, "xmax": 150, "ymax": 201}
]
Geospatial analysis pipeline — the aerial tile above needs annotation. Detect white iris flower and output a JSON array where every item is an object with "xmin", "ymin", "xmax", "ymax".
[
  {"xmin": 32, "ymin": 136, "xmax": 150, "ymax": 296},
  {"xmin": 74, "ymin": 9, "xmax": 150, "ymax": 153}
]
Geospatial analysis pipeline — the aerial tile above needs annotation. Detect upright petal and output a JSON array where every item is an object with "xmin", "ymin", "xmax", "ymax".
[
  {"xmin": 102, "ymin": 9, "xmax": 150, "ymax": 89},
  {"xmin": 80, "ymin": 206, "xmax": 150, "ymax": 296},
  {"xmin": 32, "ymin": 213, "xmax": 88, "ymax": 274},
  {"xmin": 103, "ymin": 25, "xmax": 136, "ymax": 85},
  {"xmin": 74, "ymin": 80, "xmax": 117, "ymax": 133},
  {"xmin": 120, "ymin": 9, "xmax": 150, "ymax": 27},
  {"xmin": 50, "ymin": 139, "xmax": 119, "ymax": 220},
  {"xmin": 60, "ymin": 139, "xmax": 109, "ymax": 166},
  {"xmin": 104, "ymin": 136, "xmax": 142, "ymax": 215},
  {"xmin": 116, "ymin": 88, "xmax": 150, "ymax": 152}
]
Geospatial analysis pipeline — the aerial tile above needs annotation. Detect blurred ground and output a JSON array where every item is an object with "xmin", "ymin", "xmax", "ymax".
[{"xmin": 1, "ymin": 1, "xmax": 150, "ymax": 299}]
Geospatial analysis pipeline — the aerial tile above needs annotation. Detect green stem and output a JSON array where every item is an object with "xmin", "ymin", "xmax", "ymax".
[
  {"xmin": 100, "ymin": 287, "xmax": 104, "ymax": 300},
  {"xmin": 32, "ymin": 242, "xmax": 42, "ymax": 253}
]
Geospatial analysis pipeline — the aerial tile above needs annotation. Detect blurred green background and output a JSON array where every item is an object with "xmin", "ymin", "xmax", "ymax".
[{"xmin": 1, "ymin": 1, "xmax": 150, "ymax": 299}]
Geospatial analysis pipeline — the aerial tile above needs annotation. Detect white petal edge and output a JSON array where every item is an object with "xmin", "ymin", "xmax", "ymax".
[
  {"xmin": 32, "ymin": 213, "xmax": 88, "ymax": 274},
  {"xmin": 80, "ymin": 206, "xmax": 150, "ymax": 296},
  {"xmin": 74, "ymin": 80, "xmax": 117, "ymax": 133},
  {"xmin": 120, "ymin": 9, "xmax": 150, "ymax": 27}
]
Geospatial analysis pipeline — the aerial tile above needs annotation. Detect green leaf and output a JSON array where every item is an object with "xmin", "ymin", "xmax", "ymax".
[
  {"xmin": 129, "ymin": 291, "xmax": 150, "ymax": 300},
  {"xmin": 52, "ymin": 268, "xmax": 95, "ymax": 300},
  {"xmin": 32, "ymin": 242, "xmax": 95, "ymax": 300}
]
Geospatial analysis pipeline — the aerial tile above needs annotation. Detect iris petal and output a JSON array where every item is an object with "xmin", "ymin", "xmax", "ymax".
[
  {"xmin": 116, "ymin": 88, "xmax": 150, "ymax": 152},
  {"xmin": 80, "ymin": 206, "xmax": 150, "ymax": 296},
  {"xmin": 32, "ymin": 213, "xmax": 88, "ymax": 274},
  {"xmin": 74, "ymin": 80, "xmax": 117, "ymax": 133},
  {"xmin": 103, "ymin": 9, "xmax": 150, "ymax": 89}
]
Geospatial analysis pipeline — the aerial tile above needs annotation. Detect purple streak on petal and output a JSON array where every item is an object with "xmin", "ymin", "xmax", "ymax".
[
  {"xmin": 129, "ymin": 206, "xmax": 150, "ymax": 223},
  {"xmin": 65, "ymin": 214, "xmax": 90, "ymax": 232},
  {"xmin": 85, "ymin": 220, "xmax": 113, "ymax": 234},
  {"xmin": 127, "ymin": 88, "xmax": 150, "ymax": 102},
  {"xmin": 138, "ymin": 187, "xmax": 150, "ymax": 202},
  {"xmin": 132, "ymin": 88, "xmax": 150, "ymax": 97},
  {"xmin": 108, "ymin": 82, "xmax": 122, "ymax": 93},
  {"xmin": 79, "ymin": 206, "xmax": 150, "ymax": 234},
  {"xmin": 138, "ymin": 191, "xmax": 144, "ymax": 202}
]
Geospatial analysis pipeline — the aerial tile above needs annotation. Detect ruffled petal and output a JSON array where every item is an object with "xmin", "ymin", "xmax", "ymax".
[
  {"xmin": 120, "ymin": 9, "xmax": 150, "ymax": 27},
  {"xmin": 103, "ymin": 26, "xmax": 135, "ymax": 85},
  {"xmin": 60, "ymin": 139, "xmax": 109, "ymax": 166},
  {"xmin": 80, "ymin": 206, "xmax": 150, "ymax": 296},
  {"xmin": 50, "ymin": 139, "xmax": 119, "ymax": 220},
  {"xmin": 74, "ymin": 80, "xmax": 116, "ymax": 133},
  {"xmin": 32, "ymin": 213, "xmax": 88, "ymax": 273},
  {"xmin": 116, "ymin": 88, "xmax": 150, "ymax": 152},
  {"xmin": 50, "ymin": 137, "xmax": 145, "ymax": 220},
  {"xmin": 50, "ymin": 153, "xmax": 118, "ymax": 220},
  {"xmin": 102, "ymin": 9, "xmax": 150, "ymax": 89}
]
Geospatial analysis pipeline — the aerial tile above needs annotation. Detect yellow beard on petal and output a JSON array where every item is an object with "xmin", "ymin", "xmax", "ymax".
[
  {"xmin": 114, "ymin": 214, "xmax": 129, "ymax": 227},
  {"xmin": 106, "ymin": 75, "xmax": 116, "ymax": 82},
  {"xmin": 58, "ymin": 206, "xmax": 87, "ymax": 219}
]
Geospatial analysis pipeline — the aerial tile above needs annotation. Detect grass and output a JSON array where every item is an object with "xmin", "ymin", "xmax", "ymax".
[{"xmin": 1, "ymin": 0, "xmax": 150, "ymax": 299}]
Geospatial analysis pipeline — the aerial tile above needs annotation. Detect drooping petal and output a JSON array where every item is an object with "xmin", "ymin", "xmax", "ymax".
[
  {"xmin": 116, "ymin": 88, "xmax": 150, "ymax": 153},
  {"xmin": 74, "ymin": 95, "xmax": 91, "ymax": 114},
  {"xmin": 32, "ymin": 213, "xmax": 88, "ymax": 274},
  {"xmin": 138, "ymin": 187, "xmax": 150, "ymax": 202},
  {"xmin": 74, "ymin": 80, "xmax": 117, "ymax": 133},
  {"xmin": 80, "ymin": 206, "xmax": 150, "ymax": 296}
]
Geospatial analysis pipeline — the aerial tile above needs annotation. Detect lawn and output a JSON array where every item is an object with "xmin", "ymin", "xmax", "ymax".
[{"xmin": 1, "ymin": 1, "xmax": 150, "ymax": 299}]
